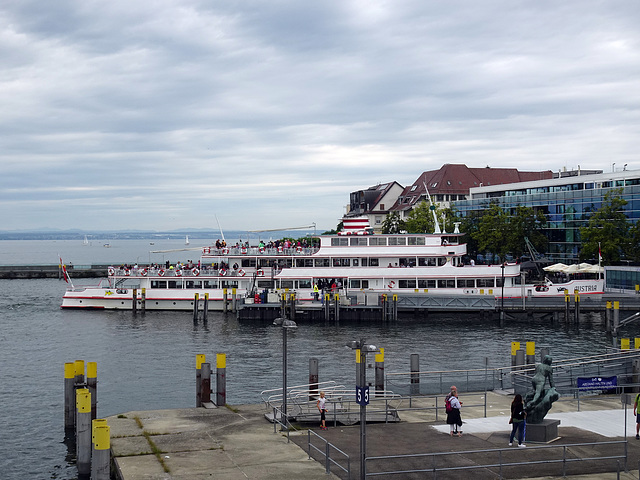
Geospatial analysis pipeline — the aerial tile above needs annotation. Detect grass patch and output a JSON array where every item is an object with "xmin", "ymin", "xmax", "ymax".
[
  {"xmin": 225, "ymin": 404, "xmax": 239, "ymax": 413},
  {"xmin": 117, "ymin": 414, "xmax": 127, "ymax": 419},
  {"xmin": 133, "ymin": 416, "xmax": 170, "ymax": 473}
]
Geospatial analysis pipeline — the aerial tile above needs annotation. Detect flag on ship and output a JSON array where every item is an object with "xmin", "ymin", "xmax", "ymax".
[{"xmin": 59, "ymin": 257, "xmax": 73, "ymax": 286}]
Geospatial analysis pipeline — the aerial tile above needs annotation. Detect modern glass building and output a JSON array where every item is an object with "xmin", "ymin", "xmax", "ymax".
[{"xmin": 452, "ymin": 168, "xmax": 640, "ymax": 263}]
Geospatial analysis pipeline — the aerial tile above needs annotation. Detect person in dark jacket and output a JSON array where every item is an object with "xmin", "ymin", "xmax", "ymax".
[
  {"xmin": 509, "ymin": 394, "xmax": 527, "ymax": 447},
  {"xmin": 446, "ymin": 389, "xmax": 463, "ymax": 436}
]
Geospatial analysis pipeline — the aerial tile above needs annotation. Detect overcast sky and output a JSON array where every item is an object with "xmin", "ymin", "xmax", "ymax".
[{"xmin": 1, "ymin": 1, "xmax": 639, "ymax": 232}]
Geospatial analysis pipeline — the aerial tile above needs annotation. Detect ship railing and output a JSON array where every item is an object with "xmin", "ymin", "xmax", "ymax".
[
  {"xmin": 202, "ymin": 246, "xmax": 320, "ymax": 256},
  {"xmin": 108, "ymin": 266, "xmax": 273, "ymax": 278}
]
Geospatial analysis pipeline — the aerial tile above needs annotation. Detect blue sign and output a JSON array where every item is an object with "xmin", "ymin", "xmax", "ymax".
[
  {"xmin": 356, "ymin": 385, "xmax": 370, "ymax": 406},
  {"xmin": 577, "ymin": 376, "xmax": 617, "ymax": 391}
]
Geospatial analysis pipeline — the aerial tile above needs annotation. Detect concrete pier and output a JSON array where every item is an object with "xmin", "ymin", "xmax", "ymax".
[{"xmin": 108, "ymin": 392, "xmax": 640, "ymax": 480}]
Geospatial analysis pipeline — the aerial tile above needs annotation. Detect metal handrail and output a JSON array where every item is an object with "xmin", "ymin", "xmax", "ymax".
[
  {"xmin": 365, "ymin": 440, "xmax": 627, "ymax": 478},
  {"xmin": 307, "ymin": 429, "xmax": 351, "ymax": 479}
]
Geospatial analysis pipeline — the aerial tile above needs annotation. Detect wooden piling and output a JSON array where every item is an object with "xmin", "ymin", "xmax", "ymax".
[
  {"xmin": 375, "ymin": 348, "xmax": 385, "ymax": 394},
  {"xmin": 87, "ymin": 361, "xmax": 97, "ymax": 421},
  {"xmin": 91, "ymin": 419, "xmax": 110, "ymax": 480},
  {"xmin": 196, "ymin": 354, "xmax": 205, "ymax": 407},
  {"xmin": 64, "ymin": 362, "xmax": 75, "ymax": 430},
  {"xmin": 216, "ymin": 353, "xmax": 227, "ymax": 407},
  {"xmin": 76, "ymin": 388, "xmax": 92, "ymax": 476},
  {"xmin": 193, "ymin": 293, "xmax": 200, "ymax": 323},
  {"xmin": 223, "ymin": 288, "xmax": 228, "ymax": 313},
  {"xmin": 309, "ymin": 358, "xmax": 318, "ymax": 401},
  {"xmin": 410, "ymin": 353, "xmax": 419, "ymax": 395}
]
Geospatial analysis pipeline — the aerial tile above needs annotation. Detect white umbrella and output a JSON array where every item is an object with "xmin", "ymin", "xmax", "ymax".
[
  {"xmin": 580, "ymin": 264, "xmax": 604, "ymax": 274},
  {"xmin": 543, "ymin": 263, "xmax": 569, "ymax": 273},
  {"xmin": 565, "ymin": 264, "xmax": 582, "ymax": 274}
]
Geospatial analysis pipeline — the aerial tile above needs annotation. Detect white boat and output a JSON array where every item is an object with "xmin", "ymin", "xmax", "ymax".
[
  {"xmin": 83, "ymin": 235, "xmax": 89, "ymax": 246},
  {"xmin": 60, "ymin": 219, "xmax": 604, "ymax": 310},
  {"xmin": 185, "ymin": 235, "xmax": 190, "ymax": 245}
]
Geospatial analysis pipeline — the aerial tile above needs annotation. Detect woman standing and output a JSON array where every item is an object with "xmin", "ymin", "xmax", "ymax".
[
  {"xmin": 446, "ymin": 389, "xmax": 463, "ymax": 436},
  {"xmin": 509, "ymin": 394, "xmax": 527, "ymax": 447}
]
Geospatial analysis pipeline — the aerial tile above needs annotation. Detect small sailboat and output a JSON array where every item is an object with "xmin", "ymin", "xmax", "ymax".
[
  {"xmin": 83, "ymin": 235, "xmax": 89, "ymax": 246},
  {"xmin": 185, "ymin": 235, "xmax": 190, "ymax": 245}
]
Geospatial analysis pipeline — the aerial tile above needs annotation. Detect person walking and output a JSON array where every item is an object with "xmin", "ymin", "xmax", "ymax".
[
  {"xmin": 509, "ymin": 394, "xmax": 527, "ymax": 447},
  {"xmin": 446, "ymin": 388, "xmax": 463, "ymax": 436},
  {"xmin": 317, "ymin": 391, "xmax": 328, "ymax": 430}
]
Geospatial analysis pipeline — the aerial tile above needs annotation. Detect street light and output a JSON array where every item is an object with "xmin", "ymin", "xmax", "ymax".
[
  {"xmin": 274, "ymin": 317, "xmax": 297, "ymax": 427},
  {"xmin": 346, "ymin": 339, "xmax": 379, "ymax": 480}
]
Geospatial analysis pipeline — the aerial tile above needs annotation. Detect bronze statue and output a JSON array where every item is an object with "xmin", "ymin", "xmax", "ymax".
[{"xmin": 524, "ymin": 355, "xmax": 559, "ymax": 424}]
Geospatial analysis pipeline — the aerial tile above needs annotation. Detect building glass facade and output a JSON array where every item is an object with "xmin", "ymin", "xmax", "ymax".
[{"xmin": 452, "ymin": 170, "xmax": 640, "ymax": 263}]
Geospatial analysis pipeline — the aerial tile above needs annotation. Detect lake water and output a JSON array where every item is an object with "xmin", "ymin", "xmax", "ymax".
[{"xmin": 0, "ymin": 240, "xmax": 636, "ymax": 479}]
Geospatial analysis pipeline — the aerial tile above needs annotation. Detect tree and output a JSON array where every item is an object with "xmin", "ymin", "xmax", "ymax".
[
  {"xmin": 579, "ymin": 189, "xmax": 629, "ymax": 264},
  {"xmin": 403, "ymin": 201, "xmax": 458, "ymax": 234},
  {"xmin": 322, "ymin": 221, "xmax": 343, "ymax": 235},
  {"xmin": 472, "ymin": 203, "xmax": 511, "ymax": 260},
  {"xmin": 506, "ymin": 205, "xmax": 548, "ymax": 258},
  {"xmin": 381, "ymin": 211, "xmax": 406, "ymax": 234}
]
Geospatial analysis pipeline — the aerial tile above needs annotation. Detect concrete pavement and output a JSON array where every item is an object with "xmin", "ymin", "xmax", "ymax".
[{"xmin": 108, "ymin": 391, "xmax": 640, "ymax": 479}]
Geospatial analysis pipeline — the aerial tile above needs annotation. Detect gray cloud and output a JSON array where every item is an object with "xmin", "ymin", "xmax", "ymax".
[{"xmin": 1, "ymin": 0, "xmax": 639, "ymax": 231}]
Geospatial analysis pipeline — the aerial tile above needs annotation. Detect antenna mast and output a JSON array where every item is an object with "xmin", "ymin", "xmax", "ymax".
[{"xmin": 422, "ymin": 182, "xmax": 441, "ymax": 234}]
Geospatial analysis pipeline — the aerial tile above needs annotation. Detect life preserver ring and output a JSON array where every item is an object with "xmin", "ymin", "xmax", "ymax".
[
  {"xmin": 296, "ymin": 246, "xmax": 302, "ymax": 253},
  {"xmin": 175, "ymin": 269, "xmax": 182, "ymax": 277},
  {"xmin": 220, "ymin": 269, "xmax": 227, "ymax": 276},
  {"xmin": 222, "ymin": 248, "xmax": 229, "ymax": 255},
  {"xmin": 241, "ymin": 247, "xmax": 247, "ymax": 254},
  {"xmin": 388, "ymin": 281, "xmax": 395, "ymax": 288},
  {"xmin": 238, "ymin": 269, "xmax": 246, "ymax": 276},
  {"xmin": 124, "ymin": 269, "xmax": 130, "ymax": 276},
  {"xmin": 158, "ymin": 269, "xmax": 165, "ymax": 277},
  {"xmin": 277, "ymin": 246, "xmax": 283, "ymax": 253},
  {"xmin": 108, "ymin": 267, "xmax": 115, "ymax": 276},
  {"xmin": 259, "ymin": 247, "xmax": 265, "ymax": 253},
  {"xmin": 140, "ymin": 268, "xmax": 148, "ymax": 276},
  {"xmin": 192, "ymin": 268, "xmax": 200, "ymax": 276},
  {"xmin": 257, "ymin": 269, "xmax": 264, "ymax": 277},
  {"xmin": 203, "ymin": 247, "xmax": 211, "ymax": 254}
]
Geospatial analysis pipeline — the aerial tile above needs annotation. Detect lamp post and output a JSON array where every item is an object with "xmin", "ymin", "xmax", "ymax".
[
  {"xmin": 501, "ymin": 262, "xmax": 505, "ymax": 322},
  {"xmin": 274, "ymin": 317, "xmax": 297, "ymax": 426},
  {"xmin": 347, "ymin": 339, "xmax": 378, "ymax": 480}
]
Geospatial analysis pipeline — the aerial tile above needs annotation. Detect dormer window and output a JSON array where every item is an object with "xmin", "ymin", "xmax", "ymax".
[{"xmin": 410, "ymin": 185, "xmax": 417, "ymax": 191}]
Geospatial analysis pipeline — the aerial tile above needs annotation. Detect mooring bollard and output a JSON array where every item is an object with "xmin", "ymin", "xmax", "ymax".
[
  {"xmin": 196, "ymin": 354, "xmax": 205, "ymax": 407},
  {"xmin": 87, "ymin": 361, "xmax": 98, "ymax": 421},
  {"xmin": 324, "ymin": 294, "xmax": 330, "ymax": 321},
  {"xmin": 574, "ymin": 292, "xmax": 580, "ymax": 324},
  {"xmin": 375, "ymin": 348, "xmax": 385, "ymax": 394},
  {"xmin": 203, "ymin": 293, "xmax": 209, "ymax": 323},
  {"xmin": 410, "ymin": 353, "xmax": 419, "ymax": 395},
  {"xmin": 564, "ymin": 292, "xmax": 570, "ymax": 323},
  {"xmin": 511, "ymin": 342, "xmax": 520, "ymax": 369},
  {"xmin": 334, "ymin": 293, "xmax": 340, "ymax": 322},
  {"xmin": 201, "ymin": 362, "xmax": 212, "ymax": 405},
  {"xmin": 216, "ymin": 353, "xmax": 226, "ymax": 406},
  {"xmin": 132, "ymin": 288, "xmax": 137, "ymax": 313},
  {"xmin": 526, "ymin": 342, "xmax": 535, "ymax": 366},
  {"xmin": 232, "ymin": 288, "xmax": 237, "ymax": 313},
  {"xmin": 76, "ymin": 388, "xmax": 92, "ymax": 476},
  {"xmin": 613, "ymin": 301, "xmax": 620, "ymax": 336},
  {"xmin": 193, "ymin": 293, "xmax": 200, "ymax": 323},
  {"xmin": 393, "ymin": 294, "xmax": 398, "ymax": 321},
  {"xmin": 309, "ymin": 358, "xmax": 319, "ymax": 401},
  {"xmin": 64, "ymin": 362, "xmax": 75, "ymax": 430},
  {"xmin": 75, "ymin": 359, "xmax": 85, "ymax": 386},
  {"xmin": 605, "ymin": 301, "xmax": 612, "ymax": 332},
  {"xmin": 141, "ymin": 287, "xmax": 146, "ymax": 314},
  {"xmin": 223, "ymin": 288, "xmax": 228, "ymax": 313},
  {"xmin": 91, "ymin": 419, "xmax": 110, "ymax": 480}
]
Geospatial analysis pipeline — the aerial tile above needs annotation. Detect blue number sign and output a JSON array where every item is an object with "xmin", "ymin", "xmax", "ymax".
[{"xmin": 356, "ymin": 386, "xmax": 369, "ymax": 406}]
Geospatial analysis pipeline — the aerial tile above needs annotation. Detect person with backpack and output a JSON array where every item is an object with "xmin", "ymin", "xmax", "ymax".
[{"xmin": 446, "ymin": 387, "xmax": 463, "ymax": 436}]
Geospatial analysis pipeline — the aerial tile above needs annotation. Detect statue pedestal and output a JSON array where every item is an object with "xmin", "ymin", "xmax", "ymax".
[{"xmin": 527, "ymin": 419, "xmax": 560, "ymax": 443}]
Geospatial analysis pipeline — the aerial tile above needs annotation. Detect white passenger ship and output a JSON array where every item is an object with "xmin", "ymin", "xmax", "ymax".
[{"xmin": 60, "ymin": 218, "xmax": 604, "ymax": 310}]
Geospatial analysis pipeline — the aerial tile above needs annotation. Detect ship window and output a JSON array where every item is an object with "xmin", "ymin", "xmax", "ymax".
[
  {"xmin": 298, "ymin": 280, "xmax": 312, "ymax": 288},
  {"xmin": 369, "ymin": 258, "xmax": 379, "ymax": 266},
  {"xmin": 331, "ymin": 238, "xmax": 349, "ymax": 246},
  {"xmin": 477, "ymin": 278, "xmax": 494, "ymax": 288},
  {"xmin": 241, "ymin": 259, "xmax": 257, "ymax": 268},
  {"xmin": 408, "ymin": 237, "xmax": 425, "ymax": 245},
  {"xmin": 315, "ymin": 259, "xmax": 331, "ymax": 267},
  {"xmin": 221, "ymin": 281, "xmax": 239, "ymax": 288},
  {"xmin": 369, "ymin": 238, "xmax": 387, "ymax": 246},
  {"xmin": 388, "ymin": 237, "xmax": 406, "ymax": 246},
  {"xmin": 437, "ymin": 279, "xmax": 455, "ymax": 288},
  {"xmin": 280, "ymin": 280, "xmax": 294, "ymax": 289},
  {"xmin": 296, "ymin": 259, "xmax": 314, "ymax": 267},
  {"xmin": 257, "ymin": 280, "xmax": 274, "ymax": 288},
  {"xmin": 185, "ymin": 281, "xmax": 201, "ymax": 289},
  {"xmin": 168, "ymin": 281, "xmax": 180, "ymax": 288},
  {"xmin": 496, "ymin": 278, "xmax": 504, "ymax": 287},
  {"xmin": 151, "ymin": 280, "xmax": 167, "ymax": 288},
  {"xmin": 457, "ymin": 279, "xmax": 475, "ymax": 288},
  {"xmin": 418, "ymin": 257, "xmax": 436, "ymax": 266},
  {"xmin": 438, "ymin": 258, "xmax": 447, "ymax": 266},
  {"xmin": 399, "ymin": 257, "xmax": 415, "ymax": 267},
  {"xmin": 350, "ymin": 237, "xmax": 368, "ymax": 246},
  {"xmin": 418, "ymin": 279, "xmax": 436, "ymax": 288},
  {"xmin": 360, "ymin": 258, "xmax": 368, "ymax": 266},
  {"xmin": 399, "ymin": 279, "xmax": 416, "ymax": 288},
  {"xmin": 352, "ymin": 259, "xmax": 359, "ymax": 266},
  {"xmin": 203, "ymin": 280, "xmax": 217, "ymax": 288},
  {"xmin": 350, "ymin": 279, "xmax": 361, "ymax": 288}
]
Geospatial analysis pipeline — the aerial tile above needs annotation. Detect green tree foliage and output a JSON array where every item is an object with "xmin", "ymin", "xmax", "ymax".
[
  {"xmin": 381, "ymin": 211, "xmax": 406, "ymax": 234},
  {"xmin": 403, "ymin": 201, "xmax": 458, "ymax": 234},
  {"xmin": 580, "ymin": 189, "xmax": 629, "ymax": 264},
  {"xmin": 471, "ymin": 203, "xmax": 547, "ymax": 260},
  {"xmin": 322, "ymin": 221, "xmax": 343, "ymax": 235}
]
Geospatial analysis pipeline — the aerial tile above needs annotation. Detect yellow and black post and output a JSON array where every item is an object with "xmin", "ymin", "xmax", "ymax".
[
  {"xmin": 76, "ymin": 388, "xmax": 92, "ymax": 476},
  {"xmin": 87, "ymin": 361, "xmax": 98, "ymax": 420},
  {"xmin": 91, "ymin": 419, "xmax": 110, "ymax": 479},
  {"xmin": 216, "ymin": 353, "xmax": 227, "ymax": 406},
  {"xmin": 64, "ymin": 362, "xmax": 75, "ymax": 430}
]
